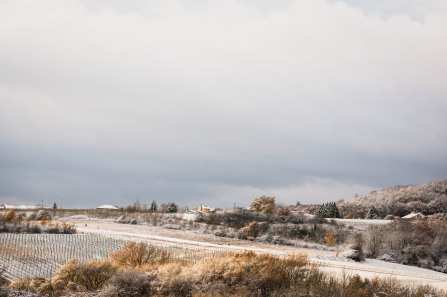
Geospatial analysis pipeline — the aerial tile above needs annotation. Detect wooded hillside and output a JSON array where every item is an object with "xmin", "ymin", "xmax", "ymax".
[{"xmin": 340, "ymin": 180, "xmax": 447, "ymax": 218}]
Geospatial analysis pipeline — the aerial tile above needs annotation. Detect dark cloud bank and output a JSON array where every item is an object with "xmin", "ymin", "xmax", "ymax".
[{"xmin": 0, "ymin": 0, "xmax": 446, "ymax": 208}]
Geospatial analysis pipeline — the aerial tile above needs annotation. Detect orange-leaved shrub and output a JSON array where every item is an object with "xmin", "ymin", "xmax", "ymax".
[
  {"xmin": 110, "ymin": 242, "xmax": 171, "ymax": 267},
  {"xmin": 276, "ymin": 206, "xmax": 291, "ymax": 216},
  {"xmin": 52, "ymin": 259, "xmax": 117, "ymax": 291},
  {"xmin": 325, "ymin": 231, "xmax": 337, "ymax": 247},
  {"xmin": 4, "ymin": 209, "xmax": 15, "ymax": 222},
  {"xmin": 238, "ymin": 221, "xmax": 260, "ymax": 239},
  {"xmin": 153, "ymin": 263, "xmax": 194, "ymax": 297},
  {"xmin": 195, "ymin": 251, "xmax": 308, "ymax": 296},
  {"xmin": 250, "ymin": 196, "xmax": 275, "ymax": 214}
]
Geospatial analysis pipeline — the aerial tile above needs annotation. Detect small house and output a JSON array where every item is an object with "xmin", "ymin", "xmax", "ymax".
[
  {"xmin": 197, "ymin": 204, "xmax": 215, "ymax": 213},
  {"xmin": 402, "ymin": 212, "xmax": 425, "ymax": 220},
  {"xmin": 97, "ymin": 205, "xmax": 119, "ymax": 210}
]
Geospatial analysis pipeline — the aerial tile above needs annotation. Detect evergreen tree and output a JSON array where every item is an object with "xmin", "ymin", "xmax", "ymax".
[
  {"xmin": 315, "ymin": 202, "xmax": 342, "ymax": 218},
  {"xmin": 167, "ymin": 203, "xmax": 178, "ymax": 213},
  {"xmin": 53, "ymin": 202, "xmax": 57, "ymax": 210},
  {"xmin": 366, "ymin": 206, "xmax": 380, "ymax": 219},
  {"xmin": 150, "ymin": 200, "xmax": 158, "ymax": 212}
]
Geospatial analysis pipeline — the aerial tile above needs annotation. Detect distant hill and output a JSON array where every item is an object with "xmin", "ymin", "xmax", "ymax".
[{"xmin": 339, "ymin": 180, "xmax": 447, "ymax": 218}]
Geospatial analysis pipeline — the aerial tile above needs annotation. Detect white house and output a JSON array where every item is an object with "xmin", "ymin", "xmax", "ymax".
[
  {"xmin": 3, "ymin": 204, "xmax": 38, "ymax": 209},
  {"xmin": 402, "ymin": 212, "xmax": 425, "ymax": 219},
  {"xmin": 97, "ymin": 205, "xmax": 119, "ymax": 210}
]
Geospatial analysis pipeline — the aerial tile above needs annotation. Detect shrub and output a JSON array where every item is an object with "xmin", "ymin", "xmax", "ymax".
[
  {"xmin": 195, "ymin": 251, "xmax": 309, "ymax": 295},
  {"xmin": 238, "ymin": 221, "xmax": 260, "ymax": 239},
  {"xmin": 366, "ymin": 225, "xmax": 384, "ymax": 257},
  {"xmin": 214, "ymin": 210, "xmax": 264, "ymax": 228},
  {"xmin": 105, "ymin": 269, "xmax": 153, "ymax": 297},
  {"xmin": 9, "ymin": 278, "xmax": 34, "ymax": 292},
  {"xmin": 154, "ymin": 263, "xmax": 194, "ymax": 297},
  {"xmin": 351, "ymin": 233, "xmax": 365, "ymax": 262},
  {"xmin": 325, "ymin": 232, "xmax": 336, "ymax": 247},
  {"xmin": 52, "ymin": 259, "xmax": 117, "ymax": 291},
  {"xmin": 250, "ymin": 196, "xmax": 275, "ymax": 214},
  {"xmin": 40, "ymin": 216, "xmax": 51, "ymax": 225},
  {"xmin": 307, "ymin": 223, "xmax": 326, "ymax": 243},
  {"xmin": 35, "ymin": 210, "xmax": 51, "ymax": 221},
  {"xmin": 15, "ymin": 213, "xmax": 24, "ymax": 223},
  {"xmin": 26, "ymin": 212, "xmax": 37, "ymax": 221},
  {"xmin": 61, "ymin": 223, "xmax": 76, "ymax": 234},
  {"xmin": 275, "ymin": 206, "xmax": 291, "ymax": 216},
  {"xmin": 4, "ymin": 210, "xmax": 15, "ymax": 222},
  {"xmin": 110, "ymin": 242, "xmax": 171, "ymax": 267}
]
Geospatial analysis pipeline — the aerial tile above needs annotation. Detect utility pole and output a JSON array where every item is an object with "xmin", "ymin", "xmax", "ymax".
[
  {"xmin": 60, "ymin": 199, "xmax": 63, "ymax": 210},
  {"xmin": 41, "ymin": 200, "xmax": 44, "ymax": 209}
]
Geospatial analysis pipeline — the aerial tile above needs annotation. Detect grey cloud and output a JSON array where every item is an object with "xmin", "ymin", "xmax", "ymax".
[
  {"xmin": 1, "ymin": 0, "xmax": 446, "ymax": 208},
  {"xmin": 327, "ymin": 0, "xmax": 447, "ymax": 20}
]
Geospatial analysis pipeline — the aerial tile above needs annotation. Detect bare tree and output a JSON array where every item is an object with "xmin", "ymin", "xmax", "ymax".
[{"xmin": 367, "ymin": 225, "xmax": 384, "ymax": 257}]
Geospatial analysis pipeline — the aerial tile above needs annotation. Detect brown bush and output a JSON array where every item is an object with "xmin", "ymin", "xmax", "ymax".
[
  {"xmin": 153, "ymin": 263, "xmax": 194, "ymax": 296},
  {"xmin": 238, "ymin": 221, "xmax": 260, "ymax": 239},
  {"xmin": 250, "ymin": 196, "xmax": 275, "ymax": 214},
  {"xmin": 325, "ymin": 232, "xmax": 336, "ymax": 247},
  {"xmin": 8, "ymin": 277, "xmax": 47, "ymax": 294},
  {"xmin": 110, "ymin": 242, "xmax": 171, "ymax": 267},
  {"xmin": 195, "ymin": 251, "xmax": 309, "ymax": 295},
  {"xmin": 52, "ymin": 259, "xmax": 117, "ymax": 291},
  {"xmin": 15, "ymin": 213, "xmax": 24, "ymax": 223},
  {"xmin": 4, "ymin": 209, "xmax": 15, "ymax": 222},
  {"xmin": 9, "ymin": 278, "xmax": 34, "ymax": 292},
  {"xmin": 105, "ymin": 269, "xmax": 153, "ymax": 297},
  {"xmin": 275, "ymin": 206, "xmax": 291, "ymax": 216},
  {"xmin": 40, "ymin": 216, "xmax": 51, "ymax": 225}
]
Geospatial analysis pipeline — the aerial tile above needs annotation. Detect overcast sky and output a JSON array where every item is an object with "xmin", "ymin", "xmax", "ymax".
[{"xmin": 1, "ymin": 0, "xmax": 446, "ymax": 209}]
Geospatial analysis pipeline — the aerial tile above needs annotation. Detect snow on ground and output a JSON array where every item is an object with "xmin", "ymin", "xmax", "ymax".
[
  {"xmin": 333, "ymin": 218, "xmax": 390, "ymax": 225},
  {"xmin": 67, "ymin": 219, "xmax": 447, "ymax": 290}
]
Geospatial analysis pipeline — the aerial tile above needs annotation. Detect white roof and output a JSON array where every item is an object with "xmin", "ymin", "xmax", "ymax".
[
  {"xmin": 402, "ymin": 212, "xmax": 424, "ymax": 219},
  {"xmin": 97, "ymin": 205, "xmax": 119, "ymax": 210},
  {"xmin": 3, "ymin": 204, "xmax": 38, "ymax": 209}
]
